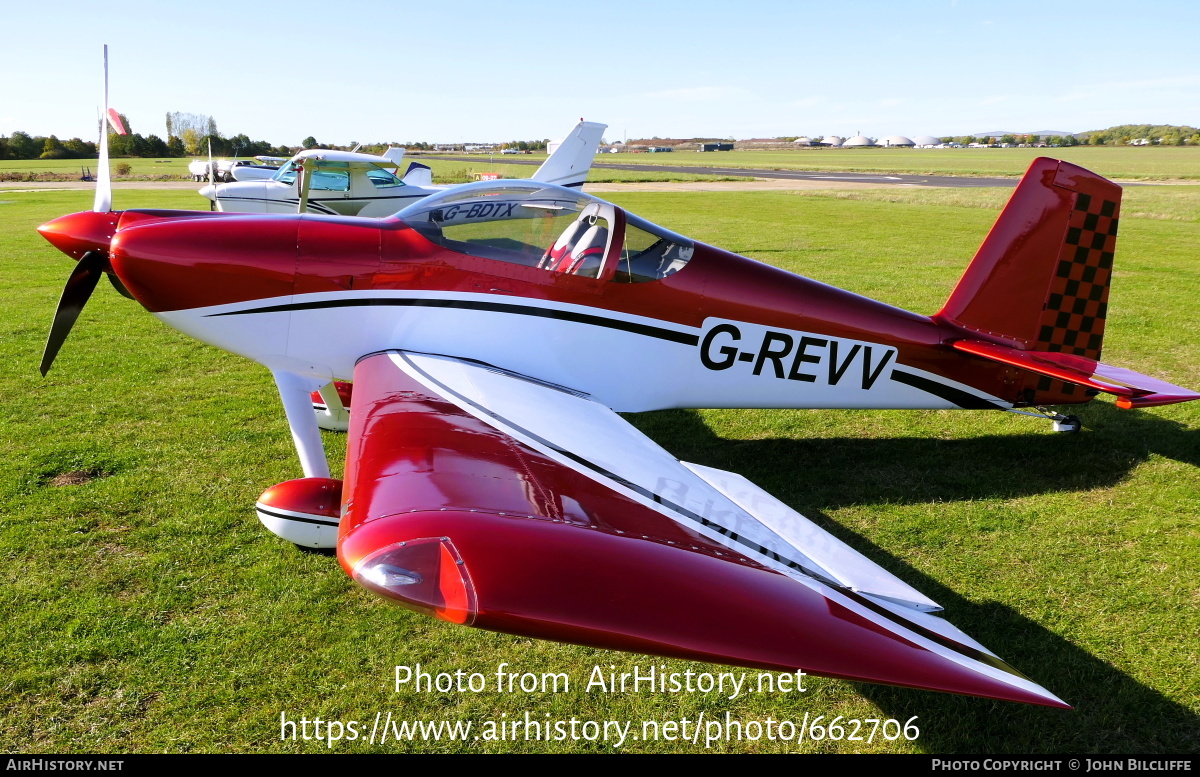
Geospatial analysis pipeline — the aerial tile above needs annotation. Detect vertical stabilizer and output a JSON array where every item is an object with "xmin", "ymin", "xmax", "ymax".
[
  {"xmin": 937, "ymin": 158, "xmax": 1122, "ymax": 362},
  {"xmin": 401, "ymin": 162, "xmax": 432, "ymax": 187},
  {"xmin": 530, "ymin": 121, "xmax": 607, "ymax": 188}
]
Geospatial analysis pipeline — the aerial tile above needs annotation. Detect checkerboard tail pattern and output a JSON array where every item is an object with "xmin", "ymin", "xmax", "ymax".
[
  {"xmin": 936, "ymin": 158, "xmax": 1125, "ymax": 407},
  {"xmin": 1033, "ymin": 191, "xmax": 1119, "ymax": 361}
]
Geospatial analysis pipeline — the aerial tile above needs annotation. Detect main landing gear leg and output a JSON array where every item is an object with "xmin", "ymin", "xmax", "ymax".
[
  {"xmin": 1005, "ymin": 407, "xmax": 1082, "ymax": 433},
  {"xmin": 271, "ymin": 369, "xmax": 332, "ymax": 478}
]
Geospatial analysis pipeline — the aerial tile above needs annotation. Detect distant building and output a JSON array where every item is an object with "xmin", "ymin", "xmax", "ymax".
[
  {"xmin": 734, "ymin": 138, "xmax": 793, "ymax": 149},
  {"xmin": 912, "ymin": 135, "xmax": 941, "ymax": 147},
  {"xmin": 842, "ymin": 134, "xmax": 875, "ymax": 147},
  {"xmin": 878, "ymin": 135, "xmax": 915, "ymax": 147},
  {"xmin": 699, "ymin": 142, "xmax": 734, "ymax": 152},
  {"xmin": 792, "ymin": 137, "xmax": 813, "ymax": 146},
  {"xmin": 819, "ymin": 136, "xmax": 843, "ymax": 147}
]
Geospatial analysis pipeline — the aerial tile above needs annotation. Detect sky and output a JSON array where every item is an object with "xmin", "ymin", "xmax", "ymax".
[{"xmin": 2, "ymin": 0, "xmax": 1198, "ymax": 147}]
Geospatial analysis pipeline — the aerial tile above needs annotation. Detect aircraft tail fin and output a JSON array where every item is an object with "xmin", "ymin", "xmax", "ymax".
[
  {"xmin": 937, "ymin": 157, "xmax": 1121, "ymax": 363},
  {"xmin": 401, "ymin": 162, "xmax": 432, "ymax": 187},
  {"xmin": 530, "ymin": 120, "xmax": 607, "ymax": 188}
]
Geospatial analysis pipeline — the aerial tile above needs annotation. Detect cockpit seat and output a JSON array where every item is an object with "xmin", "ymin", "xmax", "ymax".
[
  {"xmin": 539, "ymin": 219, "xmax": 590, "ymax": 270},
  {"xmin": 540, "ymin": 211, "xmax": 610, "ymax": 276},
  {"xmin": 562, "ymin": 224, "xmax": 609, "ymax": 277}
]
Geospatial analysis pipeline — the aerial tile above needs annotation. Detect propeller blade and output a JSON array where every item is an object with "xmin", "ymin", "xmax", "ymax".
[
  {"xmin": 40, "ymin": 251, "xmax": 105, "ymax": 376},
  {"xmin": 93, "ymin": 45, "xmax": 113, "ymax": 213}
]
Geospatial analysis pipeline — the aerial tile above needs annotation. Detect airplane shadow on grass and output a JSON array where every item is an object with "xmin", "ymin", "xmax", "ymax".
[{"xmin": 626, "ymin": 401, "xmax": 1200, "ymax": 753}]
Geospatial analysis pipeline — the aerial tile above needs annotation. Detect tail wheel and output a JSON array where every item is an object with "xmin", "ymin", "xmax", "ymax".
[{"xmin": 1052, "ymin": 415, "xmax": 1082, "ymax": 433}]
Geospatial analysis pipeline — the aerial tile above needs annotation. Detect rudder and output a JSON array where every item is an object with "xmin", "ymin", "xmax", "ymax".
[{"xmin": 937, "ymin": 158, "xmax": 1122, "ymax": 362}]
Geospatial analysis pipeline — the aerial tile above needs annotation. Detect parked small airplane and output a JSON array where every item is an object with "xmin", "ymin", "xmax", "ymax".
[
  {"xmin": 37, "ymin": 48, "xmax": 1196, "ymax": 710},
  {"xmin": 198, "ymin": 121, "xmax": 606, "ymax": 217},
  {"xmin": 228, "ymin": 155, "xmax": 289, "ymax": 181},
  {"xmin": 187, "ymin": 156, "xmax": 284, "ymax": 182}
]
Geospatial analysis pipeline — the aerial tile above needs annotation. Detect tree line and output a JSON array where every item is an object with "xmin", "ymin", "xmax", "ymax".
[
  {"xmin": 939, "ymin": 134, "xmax": 1085, "ymax": 147},
  {"xmin": 1080, "ymin": 124, "xmax": 1200, "ymax": 146},
  {"xmin": 938, "ymin": 125, "xmax": 1200, "ymax": 147},
  {"xmin": 1, "ymin": 109, "xmax": 557, "ymax": 162},
  {"xmin": 0, "ymin": 111, "xmax": 293, "ymax": 161}
]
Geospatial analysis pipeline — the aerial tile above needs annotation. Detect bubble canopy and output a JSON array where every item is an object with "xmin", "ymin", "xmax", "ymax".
[{"xmin": 394, "ymin": 181, "xmax": 694, "ymax": 284}]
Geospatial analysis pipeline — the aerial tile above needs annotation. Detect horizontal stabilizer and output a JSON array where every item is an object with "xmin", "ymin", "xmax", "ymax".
[{"xmin": 953, "ymin": 339, "xmax": 1200, "ymax": 408}]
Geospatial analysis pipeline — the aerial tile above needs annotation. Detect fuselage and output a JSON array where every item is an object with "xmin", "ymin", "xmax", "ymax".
[
  {"xmin": 104, "ymin": 183, "xmax": 1028, "ymax": 414},
  {"xmin": 201, "ymin": 147, "xmax": 431, "ymax": 217},
  {"xmin": 205, "ymin": 176, "xmax": 439, "ymax": 218}
]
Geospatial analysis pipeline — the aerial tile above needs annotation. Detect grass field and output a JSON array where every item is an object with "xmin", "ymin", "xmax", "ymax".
[
  {"xmin": 0, "ymin": 157, "xmax": 191, "ymax": 179},
  {"xmin": 784, "ymin": 185, "xmax": 1200, "ymax": 224},
  {"xmin": 1, "ymin": 186, "xmax": 1197, "ymax": 753}
]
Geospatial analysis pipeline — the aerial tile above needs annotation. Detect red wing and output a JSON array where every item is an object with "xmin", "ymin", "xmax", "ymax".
[{"xmin": 336, "ymin": 350, "xmax": 1069, "ymax": 707}]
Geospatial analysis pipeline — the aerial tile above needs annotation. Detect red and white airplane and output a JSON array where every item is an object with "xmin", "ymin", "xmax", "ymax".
[{"xmin": 37, "ymin": 57, "xmax": 1197, "ymax": 709}]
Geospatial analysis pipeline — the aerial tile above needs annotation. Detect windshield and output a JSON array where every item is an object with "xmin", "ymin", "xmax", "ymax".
[
  {"xmin": 395, "ymin": 181, "xmax": 692, "ymax": 281},
  {"xmin": 366, "ymin": 165, "xmax": 405, "ymax": 188},
  {"xmin": 615, "ymin": 212, "xmax": 694, "ymax": 283},
  {"xmin": 272, "ymin": 159, "xmax": 362, "ymax": 191},
  {"xmin": 399, "ymin": 182, "xmax": 608, "ymax": 273}
]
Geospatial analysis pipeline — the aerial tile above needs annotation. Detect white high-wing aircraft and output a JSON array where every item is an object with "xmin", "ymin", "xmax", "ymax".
[
  {"xmin": 227, "ymin": 156, "xmax": 289, "ymax": 182},
  {"xmin": 198, "ymin": 121, "xmax": 607, "ymax": 217},
  {"xmin": 187, "ymin": 156, "xmax": 288, "ymax": 183}
]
